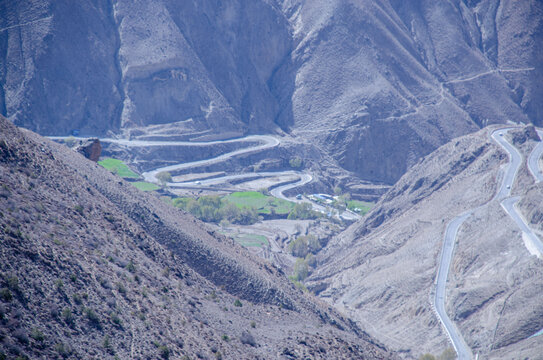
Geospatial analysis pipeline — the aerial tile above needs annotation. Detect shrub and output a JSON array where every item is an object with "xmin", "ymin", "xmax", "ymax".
[
  {"xmin": 5, "ymin": 274, "xmax": 19, "ymax": 291},
  {"xmin": 158, "ymin": 345, "xmax": 170, "ymax": 359},
  {"xmin": 116, "ymin": 283, "xmax": 126, "ymax": 295},
  {"xmin": 61, "ymin": 307, "xmax": 73, "ymax": 325},
  {"xmin": 72, "ymin": 293, "xmax": 82, "ymax": 305},
  {"xmin": 110, "ymin": 313, "xmax": 122, "ymax": 327},
  {"xmin": 30, "ymin": 328, "xmax": 45, "ymax": 342},
  {"xmin": 289, "ymin": 157, "xmax": 303, "ymax": 168},
  {"xmin": 250, "ymin": 321, "xmax": 256, "ymax": 328},
  {"xmin": 438, "ymin": 348, "xmax": 456, "ymax": 360},
  {"xmin": 103, "ymin": 335, "xmax": 114, "ymax": 354},
  {"xmin": 74, "ymin": 205, "xmax": 84, "ymax": 215},
  {"xmin": 233, "ymin": 299, "xmax": 242, "ymax": 307},
  {"xmin": 55, "ymin": 279, "xmax": 63, "ymax": 291},
  {"xmin": 288, "ymin": 203, "xmax": 318, "ymax": 220},
  {"xmin": 126, "ymin": 260, "xmax": 136, "ymax": 273},
  {"xmin": 55, "ymin": 343, "xmax": 72, "ymax": 358},
  {"xmin": 0, "ymin": 288, "xmax": 12, "ymax": 302},
  {"xmin": 63, "ymin": 137, "xmax": 77, "ymax": 147},
  {"xmin": 156, "ymin": 171, "xmax": 172, "ymax": 184},
  {"xmin": 419, "ymin": 355, "xmax": 436, "ymax": 360},
  {"xmin": 292, "ymin": 258, "xmax": 309, "ymax": 281},
  {"xmin": 305, "ymin": 253, "xmax": 317, "ymax": 268},
  {"xmin": 240, "ymin": 331, "xmax": 256, "ymax": 347},
  {"xmin": 84, "ymin": 307, "xmax": 100, "ymax": 328},
  {"xmin": 221, "ymin": 335, "xmax": 229, "ymax": 342},
  {"xmin": 13, "ymin": 328, "xmax": 29, "ymax": 344}
]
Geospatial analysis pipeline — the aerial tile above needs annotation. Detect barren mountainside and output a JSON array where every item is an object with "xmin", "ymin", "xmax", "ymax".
[
  {"xmin": 1, "ymin": 0, "xmax": 542, "ymax": 183},
  {"xmin": 0, "ymin": 116, "xmax": 394, "ymax": 359},
  {"xmin": 307, "ymin": 127, "xmax": 543, "ymax": 359}
]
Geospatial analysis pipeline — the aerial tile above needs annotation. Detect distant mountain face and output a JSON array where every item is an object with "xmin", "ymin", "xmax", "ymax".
[{"xmin": 1, "ymin": 0, "xmax": 542, "ymax": 183}]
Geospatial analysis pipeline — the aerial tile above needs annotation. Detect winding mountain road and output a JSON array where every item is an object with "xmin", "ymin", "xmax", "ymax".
[
  {"xmin": 50, "ymin": 134, "xmax": 326, "ymax": 207},
  {"xmin": 492, "ymin": 130, "xmax": 522, "ymax": 199},
  {"xmin": 432, "ymin": 127, "xmax": 530, "ymax": 360},
  {"xmin": 494, "ymin": 130, "xmax": 543, "ymax": 258},
  {"xmin": 139, "ymin": 135, "xmax": 279, "ymax": 183}
]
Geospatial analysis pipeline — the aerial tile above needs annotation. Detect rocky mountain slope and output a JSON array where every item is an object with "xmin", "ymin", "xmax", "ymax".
[
  {"xmin": 0, "ymin": 115, "xmax": 395, "ymax": 359},
  {"xmin": 1, "ymin": 0, "xmax": 541, "ymax": 183},
  {"xmin": 306, "ymin": 126, "xmax": 543, "ymax": 359}
]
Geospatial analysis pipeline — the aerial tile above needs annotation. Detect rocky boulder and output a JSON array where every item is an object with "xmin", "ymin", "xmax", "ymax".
[{"xmin": 74, "ymin": 138, "xmax": 101, "ymax": 161}]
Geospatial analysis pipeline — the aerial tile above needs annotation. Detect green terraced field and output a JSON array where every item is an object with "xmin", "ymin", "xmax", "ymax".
[
  {"xmin": 224, "ymin": 191, "xmax": 294, "ymax": 215},
  {"xmin": 347, "ymin": 200, "xmax": 374, "ymax": 215},
  {"xmin": 234, "ymin": 233, "xmax": 269, "ymax": 248},
  {"xmin": 131, "ymin": 181, "xmax": 160, "ymax": 191},
  {"xmin": 98, "ymin": 158, "xmax": 139, "ymax": 179}
]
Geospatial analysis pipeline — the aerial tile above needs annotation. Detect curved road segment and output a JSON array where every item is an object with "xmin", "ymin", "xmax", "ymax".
[
  {"xmin": 50, "ymin": 134, "xmax": 358, "ymax": 217},
  {"xmin": 491, "ymin": 129, "xmax": 522, "ymax": 199},
  {"xmin": 434, "ymin": 213, "xmax": 473, "ymax": 360},
  {"xmin": 141, "ymin": 135, "xmax": 280, "ymax": 183},
  {"xmin": 432, "ymin": 128, "xmax": 525, "ymax": 360}
]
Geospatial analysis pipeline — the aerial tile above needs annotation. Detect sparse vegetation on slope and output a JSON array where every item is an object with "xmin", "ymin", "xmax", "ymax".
[{"xmin": 0, "ymin": 116, "xmax": 395, "ymax": 360}]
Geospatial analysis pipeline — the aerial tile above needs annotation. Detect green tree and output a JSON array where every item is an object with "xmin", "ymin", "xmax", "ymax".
[
  {"xmin": 305, "ymin": 253, "xmax": 317, "ymax": 268},
  {"xmin": 156, "ymin": 171, "xmax": 172, "ymax": 184},
  {"xmin": 438, "ymin": 348, "xmax": 456, "ymax": 360},
  {"xmin": 288, "ymin": 203, "xmax": 317, "ymax": 220},
  {"xmin": 306, "ymin": 234, "xmax": 321, "ymax": 253},
  {"xmin": 289, "ymin": 156, "xmax": 303, "ymax": 168},
  {"xmin": 237, "ymin": 207, "xmax": 259, "ymax": 225},
  {"xmin": 419, "ymin": 354, "xmax": 436, "ymax": 360},
  {"xmin": 289, "ymin": 237, "xmax": 309, "ymax": 258},
  {"xmin": 186, "ymin": 199, "xmax": 201, "ymax": 218},
  {"xmin": 221, "ymin": 203, "xmax": 240, "ymax": 222},
  {"xmin": 293, "ymin": 258, "xmax": 309, "ymax": 281}
]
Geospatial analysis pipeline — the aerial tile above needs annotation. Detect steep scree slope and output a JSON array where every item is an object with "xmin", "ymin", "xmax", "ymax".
[{"xmin": 0, "ymin": 116, "xmax": 394, "ymax": 359}]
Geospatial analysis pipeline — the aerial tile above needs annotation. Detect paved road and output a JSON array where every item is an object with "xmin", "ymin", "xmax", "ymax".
[
  {"xmin": 142, "ymin": 135, "xmax": 280, "ymax": 183},
  {"xmin": 493, "ymin": 129, "xmax": 543, "ymax": 258},
  {"xmin": 171, "ymin": 171, "xmax": 300, "ymax": 188},
  {"xmin": 527, "ymin": 130, "xmax": 543, "ymax": 183},
  {"xmin": 434, "ymin": 212, "xmax": 473, "ymax": 360},
  {"xmin": 432, "ymin": 128, "xmax": 523, "ymax": 360},
  {"xmin": 49, "ymin": 134, "xmax": 271, "ymax": 147},
  {"xmin": 52, "ymin": 134, "xmax": 334, "ymax": 211},
  {"xmin": 270, "ymin": 173, "xmax": 313, "ymax": 201},
  {"xmin": 491, "ymin": 129, "xmax": 522, "ymax": 199}
]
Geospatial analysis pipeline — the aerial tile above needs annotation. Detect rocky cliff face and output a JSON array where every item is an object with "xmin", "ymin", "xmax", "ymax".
[{"xmin": 1, "ymin": 0, "xmax": 542, "ymax": 183}]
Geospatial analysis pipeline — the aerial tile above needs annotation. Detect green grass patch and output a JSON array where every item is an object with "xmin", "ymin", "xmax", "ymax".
[
  {"xmin": 233, "ymin": 233, "xmax": 269, "ymax": 248},
  {"xmin": 347, "ymin": 200, "xmax": 374, "ymax": 215},
  {"xmin": 131, "ymin": 182, "xmax": 160, "ymax": 192},
  {"xmin": 224, "ymin": 191, "xmax": 294, "ymax": 215},
  {"xmin": 98, "ymin": 158, "xmax": 139, "ymax": 178}
]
